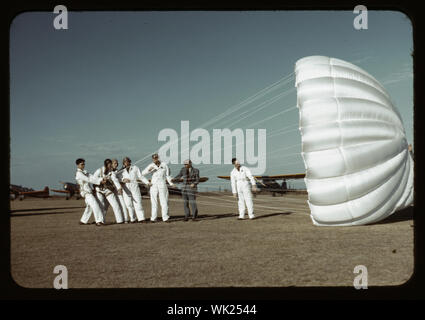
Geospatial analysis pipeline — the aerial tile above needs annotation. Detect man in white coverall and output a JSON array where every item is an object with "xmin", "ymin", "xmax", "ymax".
[
  {"xmin": 93, "ymin": 159, "xmax": 124, "ymax": 224},
  {"xmin": 120, "ymin": 157, "xmax": 149, "ymax": 223},
  {"xmin": 112, "ymin": 158, "xmax": 131, "ymax": 223},
  {"xmin": 142, "ymin": 154, "xmax": 175, "ymax": 222},
  {"xmin": 230, "ymin": 158, "xmax": 258, "ymax": 220},
  {"xmin": 75, "ymin": 158, "xmax": 106, "ymax": 226}
]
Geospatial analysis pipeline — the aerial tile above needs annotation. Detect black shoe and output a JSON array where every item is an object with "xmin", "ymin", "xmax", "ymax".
[
  {"xmin": 150, "ymin": 219, "xmax": 158, "ymax": 223},
  {"xmin": 192, "ymin": 218, "xmax": 198, "ymax": 221},
  {"xmin": 184, "ymin": 218, "xmax": 189, "ymax": 222},
  {"xmin": 237, "ymin": 218, "xmax": 244, "ymax": 220}
]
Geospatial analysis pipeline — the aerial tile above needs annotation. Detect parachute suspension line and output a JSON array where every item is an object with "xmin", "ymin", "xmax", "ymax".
[
  {"xmin": 244, "ymin": 105, "xmax": 297, "ymax": 128},
  {"xmin": 268, "ymin": 142, "xmax": 302, "ymax": 156},
  {"xmin": 218, "ymin": 77, "xmax": 295, "ymax": 128},
  {"xmin": 201, "ymin": 72, "xmax": 295, "ymax": 129},
  {"xmin": 131, "ymin": 72, "xmax": 295, "ymax": 169},
  {"xmin": 222, "ymin": 87, "xmax": 296, "ymax": 129},
  {"xmin": 266, "ymin": 123, "xmax": 300, "ymax": 138},
  {"xmin": 178, "ymin": 73, "xmax": 295, "ymax": 158}
]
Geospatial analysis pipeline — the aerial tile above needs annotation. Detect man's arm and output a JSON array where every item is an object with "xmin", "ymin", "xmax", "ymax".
[
  {"xmin": 110, "ymin": 172, "xmax": 122, "ymax": 191},
  {"xmin": 193, "ymin": 168, "xmax": 200, "ymax": 186},
  {"xmin": 136, "ymin": 167, "xmax": 150, "ymax": 185},
  {"xmin": 231, "ymin": 172, "xmax": 237, "ymax": 195},
  {"xmin": 76, "ymin": 171, "xmax": 103, "ymax": 185},
  {"xmin": 165, "ymin": 164, "xmax": 175, "ymax": 186},
  {"xmin": 141, "ymin": 163, "xmax": 153, "ymax": 176},
  {"xmin": 245, "ymin": 167, "xmax": 256, "ymax": 186},
  {"xmin": 173, "ymin": 168, "xmax": 184, "ymax": 182}
]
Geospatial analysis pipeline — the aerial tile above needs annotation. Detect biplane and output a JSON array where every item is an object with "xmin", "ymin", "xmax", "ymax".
[
  {"xmin": 217, "ymin": 173, "xmax": 305, "ymax": 196},
  {"xmin": 10, "ymin": 185, "xmax": 50, "ymax": 200},
  {"xmin": 51, "ymin": 181, "xmax": 81, "ymax": 200}
]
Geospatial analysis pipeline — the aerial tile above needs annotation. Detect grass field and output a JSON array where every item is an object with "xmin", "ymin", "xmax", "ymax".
[{"xmin": 10, "ymin": 192, "xmax": 414, "ymax": 288}]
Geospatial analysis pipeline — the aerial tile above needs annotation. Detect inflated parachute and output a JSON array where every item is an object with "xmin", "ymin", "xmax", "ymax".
[{"xmin": 295, "ymin": 56, "xmax": 413, "ymax": 226}]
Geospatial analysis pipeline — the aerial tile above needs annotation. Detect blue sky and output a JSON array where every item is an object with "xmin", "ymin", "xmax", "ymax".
[{"xmin": 10, "ymin": 10, "xmax": 413, "ymax": 191}]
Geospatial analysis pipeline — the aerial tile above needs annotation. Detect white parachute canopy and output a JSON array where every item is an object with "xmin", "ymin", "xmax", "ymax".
[{"xmin": 295, "ymin": 56, "xmax": 413, "ymax": 226}]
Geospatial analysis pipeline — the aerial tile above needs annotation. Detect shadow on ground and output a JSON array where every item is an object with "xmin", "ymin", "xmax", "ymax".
[
  {"xmin": 373, "ymin": 206, "xmax": 414, "ymax": 225},
  {"xmin": 10, "ymin": 211, "xmax": 68, "ymax": 218},
  {"xmin": 11, "ymin": 207, "xmax": 85, "ymax": 213}
]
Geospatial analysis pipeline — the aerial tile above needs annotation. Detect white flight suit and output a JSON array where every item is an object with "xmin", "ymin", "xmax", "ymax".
[
  {"xmin": 93, "ymin": 166, "xmax": 124, "ymax": 224},
  {"xmin": 119, "ymin": 165, "xmax": 148, "ymax": 222},
  {"xmin": 231, "ymin": 166, "xmax": 256, "ymax": 219},
  {"xmin": 75, "ymin": 168, "xmax": 104, "ymax": 224},
  {"xmin": 112, "ymin": 169, "xmax": 130, "ymax": 223},
  {"xmin": 142, "ymin": 162, "xmax": 174, "ymax": 222}
]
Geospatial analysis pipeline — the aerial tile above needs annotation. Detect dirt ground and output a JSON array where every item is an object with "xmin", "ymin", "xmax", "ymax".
[{"xmin": 10, "ymin": 193, "xmax": 414, "ymax": 288}]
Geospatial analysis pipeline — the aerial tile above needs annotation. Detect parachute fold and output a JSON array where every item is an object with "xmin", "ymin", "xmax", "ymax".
[{"xmin": 295, "ymin": 56, "xmax": 413, "ymax": 226}]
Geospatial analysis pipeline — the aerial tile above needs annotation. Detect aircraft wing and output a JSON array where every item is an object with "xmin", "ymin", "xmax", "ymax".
[
  {"xmin": 51, "ymin": 189, "xmax": 71, "ymax": 194},
  {"xmin": 264, "ymin": 173, "xmax": 306, "ymax": 180},
  {"xmin": 19, "ymin": 187, "xmax": 50, "ymax": 197},
  {"xmin": 217, "ymin": 173, "xmax": 305, "ymax": 180},
  {"xmin": 173, "ymin": 177, "xmax": 209, "ymax": 183}
]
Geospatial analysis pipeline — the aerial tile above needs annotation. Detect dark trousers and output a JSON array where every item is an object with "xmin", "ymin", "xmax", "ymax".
[{"xmin": 182, "ymin": 187, "xmax": 198, "ymax": 219}]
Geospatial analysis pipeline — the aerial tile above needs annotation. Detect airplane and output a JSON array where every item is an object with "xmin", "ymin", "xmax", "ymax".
[
  {"xmin": 10, "ymin": 185, "xmax": 50, "ymax": 200},
  {"xmin": 51, "ymin": 181, "xmax": 82, "ymax": 200},
  {"xmin": 217, "ymin": 173, "xmax": 306, "ymax": 197}
]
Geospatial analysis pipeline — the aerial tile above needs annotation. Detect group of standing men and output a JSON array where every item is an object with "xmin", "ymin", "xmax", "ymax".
[
  {"xmin": 75, "ymin": 154, "xmax": 201, "ymax": 226},
  {"xmin": 75, "ymin": 153, "xmax": 258, "ymax": 226}
]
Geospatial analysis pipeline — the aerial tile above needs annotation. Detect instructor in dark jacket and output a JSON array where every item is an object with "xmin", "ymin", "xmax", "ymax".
[{"xmin": 173, "ymin": 159, "xmax": 200, "ymax": 221}]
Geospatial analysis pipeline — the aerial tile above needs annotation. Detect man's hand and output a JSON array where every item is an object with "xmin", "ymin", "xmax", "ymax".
[
  {"xmin": 117, "ymin": 188, "xmax": 123, "ymax": 195},
  {"xmin": 169, "ymin": 183, "xmax": 175, "ymax": 187},
  {"xmin": 252, "ymin": 185, "xmax": 258, "ymax": 193},
  {"xmin": 102, "ymin": 178, "xmax": 108, "ymax": 184},
  {"xmin": 122, "ymin": 178, "xmax": 130, "ymax": 183},
  {"xmin": 190, "ymin": 184, "xmax": 195, "ymax": 188},
  {"xmin": 233, "ymin": 193, "xmax": 237, "ymax": 199}
]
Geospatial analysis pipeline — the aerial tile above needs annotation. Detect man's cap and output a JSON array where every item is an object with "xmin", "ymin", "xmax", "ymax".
[{"xmin": 184, "ymin": 159, "xmax": 191, "ymax": 165}]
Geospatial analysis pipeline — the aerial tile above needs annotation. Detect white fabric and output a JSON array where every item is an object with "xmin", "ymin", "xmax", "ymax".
[
  {"xmin": 119, "ymin": 165, "xmax": 147, "ymax": 221},
  {"xmin": 93, "ymin": 166, "xmax": 123, "ymax": 223},
  {"xmin": 96, "ymin": 191, "xmax": 124, "ymax": 223},
  {"xmin": 142, "ymin": 162, "xmax": 174, "ymax": 221},
  {"xmin": 295, "ymin": 56, "xmax": 414, "ymax": 226},
  {"xmin": 81, "ymin": 193, "xmax": 104, "ymax": 224},
  {"xmin": 230, "ymin": 166, "xmax": 256, "ymax": 194},
  {"xmin": 75, "ymin": 168, "xmax": 104, "ymax": 223},
  {"xmin": 75, "ymin": 168, "xmax": 102, "ymax": 198},
  {"xmin": 142, "ymin": 162, "xmax": 174, "ymax": 186},
  {"xmin": 116, "ymin": 193, "xmax": 129, "ymax": 222},
  {"xmin": 150, "ymin": 184, "xmax": 169, "ymax": 221},
  {"xmin": 231, "ymin": 166, "xmax": 256, "ymax": 219}
]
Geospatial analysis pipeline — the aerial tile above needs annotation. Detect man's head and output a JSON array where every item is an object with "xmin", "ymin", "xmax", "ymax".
[
  {"xmin": 152, "ymin": 153, "xmax": 160, "ymax": 165},
  {"xmin": 184, "ymin": 159, "xmax": 192, "ymax": 169},
  {"xmin": 112, "ymin": 159, "xmax": 119, "ymax": 170},
  {"xmin": 232, "ymin": 157, "xmax": 240, "ymax": 169},
  {"xmin": 104, "ymin": 159, "xmax": 112, "ymax": 171},
  {"xmin": 76, "ymin": 158, "xmax": 85, "ymax": 170},
  {"xmin": 123, "ymin": 157, "xmax": 131, "ymax": 168}
]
